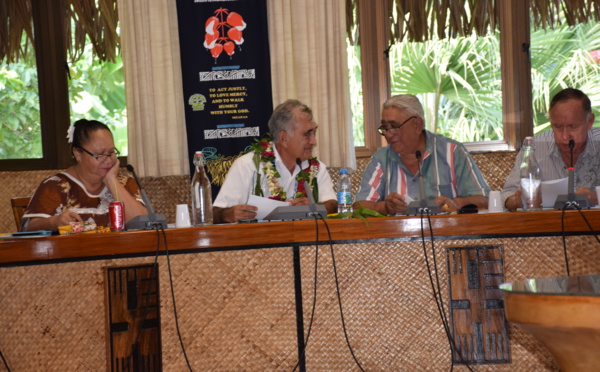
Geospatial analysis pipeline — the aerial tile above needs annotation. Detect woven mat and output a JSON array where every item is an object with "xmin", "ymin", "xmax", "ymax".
[{"xmin": 1, "ymin": 234, "xmax": 597, "ymax": 370}]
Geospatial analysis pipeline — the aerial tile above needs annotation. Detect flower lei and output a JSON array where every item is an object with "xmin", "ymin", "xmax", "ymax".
[{"xmin": 250, "ymin": 133, "xmax": 320, "ymax": 201}]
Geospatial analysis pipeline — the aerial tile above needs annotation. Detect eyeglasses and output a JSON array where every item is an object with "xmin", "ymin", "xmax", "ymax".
[
  {"xmin": 78, "ymin": 147, "xmax": 120, "ymax": 161},
  {"xmin": 377, "ymin": 116, "xmax": 417, "ymax": 136}
]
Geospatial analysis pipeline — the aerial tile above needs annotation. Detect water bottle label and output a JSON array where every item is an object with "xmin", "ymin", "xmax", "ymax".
[{"xmin": 337, "ymin": 191, "xmax": 352, "ymax": 204}]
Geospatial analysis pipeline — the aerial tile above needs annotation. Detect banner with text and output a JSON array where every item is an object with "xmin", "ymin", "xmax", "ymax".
[{"xmin": 176, "ymin": 0, "xmax": 273, "ymax": 189}]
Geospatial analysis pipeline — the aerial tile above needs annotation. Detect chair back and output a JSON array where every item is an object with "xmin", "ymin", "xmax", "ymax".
[{"xmin": 11, "ymin": 196, "xmax": 31, "ymax": 231}]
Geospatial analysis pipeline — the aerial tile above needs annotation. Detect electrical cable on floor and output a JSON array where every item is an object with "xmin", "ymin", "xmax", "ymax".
[
  {"xmin": 291, "ymin": 215, "xmax": 321, "ymax": 372},
  {"xmin": 419, "ymin": 211, "xmax": 474, "ymax": 372},
  {"xmin": 320, "ymin": 215, "xmax": 366, "ymax": 372}
]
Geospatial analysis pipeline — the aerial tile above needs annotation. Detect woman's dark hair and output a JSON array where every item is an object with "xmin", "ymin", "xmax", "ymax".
[{"xmin": 70, "ymin": 119, "xmax": 112, "ymax": 153}]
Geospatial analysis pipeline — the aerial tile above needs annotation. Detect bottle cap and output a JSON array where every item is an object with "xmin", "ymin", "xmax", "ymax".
[{"xmin": 340, "ymin": 169, "xmax": 348, "ymax": 174}]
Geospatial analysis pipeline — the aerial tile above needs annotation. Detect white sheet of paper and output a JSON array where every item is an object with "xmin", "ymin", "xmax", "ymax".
[
  {"xmin": 247, "ymin": 194, "xmax": 288, "ymax": 220},
  {"xmin": 541, "ymin": 177, "xmax": 568, "ymax": 208}
]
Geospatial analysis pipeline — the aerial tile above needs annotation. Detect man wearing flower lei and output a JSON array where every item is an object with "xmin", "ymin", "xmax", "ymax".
[{"xmin": 213, "ymin": 99, "xmax": 337, "ymax": 223}]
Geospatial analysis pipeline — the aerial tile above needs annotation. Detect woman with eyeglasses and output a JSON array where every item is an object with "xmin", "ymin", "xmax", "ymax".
[
  {"xmin": 354, "ymin": 94, "xmax": 490, "ymax": 215},
  {"xmin": 21, "ymin": 119, "xmax": 148, "ymax": 232}
]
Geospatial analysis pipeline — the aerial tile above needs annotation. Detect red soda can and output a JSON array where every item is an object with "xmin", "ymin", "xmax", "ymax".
[{"xmin": 109, "ymin": 201, "xmax": 125, "ymax": 231}]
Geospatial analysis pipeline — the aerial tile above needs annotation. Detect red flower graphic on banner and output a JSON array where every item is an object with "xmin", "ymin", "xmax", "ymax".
[{"xmin": 203, "ymin": 8, "xmax": 247, "ymax": 62}]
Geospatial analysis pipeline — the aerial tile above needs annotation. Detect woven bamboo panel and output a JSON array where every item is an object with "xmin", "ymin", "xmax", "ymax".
[
  {"xmin": 0, "ymin": 234, "xmax": 597, "ymax": 370},
  {"xmin": 0, "ymin": 170, "xmax": 57, "ymax": 233},
  {"xmin": 471, "ymin": 152, "xmax": 517, "ymax": 191},
  {"xmin": 0, "ymin": 153, "xmax": 516, "ymax": 233}
]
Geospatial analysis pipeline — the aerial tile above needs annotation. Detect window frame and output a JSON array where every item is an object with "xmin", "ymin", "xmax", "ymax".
[
  {"xmin": 355, "ymin": 0, "xmax": 532, "ymax": 157},
  {"xmin": 0, "ymin": 0, "xmax": 126, "ymax": 171}
]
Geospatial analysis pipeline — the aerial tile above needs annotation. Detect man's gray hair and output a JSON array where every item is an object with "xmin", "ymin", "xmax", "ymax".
[
  {"xmin": 382, "ymin": 94, "xmax": 425, "ymax": 120},
  {"xmin": 268, "ymin": 99, "xmax": 313, "ymax": 144}
]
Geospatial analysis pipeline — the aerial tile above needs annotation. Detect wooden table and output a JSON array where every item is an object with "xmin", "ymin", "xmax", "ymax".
[
  {"xmin": 1, "ymin": 210, "xmax": 599, "ymax": 371},
  {"xmin": 501, "ymin": 274, "xmax": 600, "ymax": 372}
]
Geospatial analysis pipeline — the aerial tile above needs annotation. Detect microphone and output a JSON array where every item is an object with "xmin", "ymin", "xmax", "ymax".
[
  {"xmin": 416, "ymin": 151, "xmax": 427, "ymax": 202},
  {"xmin": 554, "ymin": 139, "xmax": 590, "ymax": 209},
  {"xmin": 567, "ymin": 139, "xmax": 575, "ymax": 195},
  {"xmin": 125, "ymin": 164, "xmax": 168, "ymax": 230},
  {"xmin": 297, "ymin": 158, "xmax": 317, "ymax": 212},
  {"xmin": 406, "ymin": 150, "xmax": 440, "ymax": 215},
  {"xmin": 263, "ymin": 158, "xmax": 327, "ymax": 220}
]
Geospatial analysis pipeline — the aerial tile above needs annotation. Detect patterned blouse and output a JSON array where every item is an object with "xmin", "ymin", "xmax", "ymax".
[{"xmin": 22, "ymin": 172, "xmax": 142, "ymax": 229}]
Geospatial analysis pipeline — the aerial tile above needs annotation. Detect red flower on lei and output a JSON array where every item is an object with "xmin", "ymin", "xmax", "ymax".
[{"xmin": 250, "ymin": 134, "xmax": 319, "ymax": 201}]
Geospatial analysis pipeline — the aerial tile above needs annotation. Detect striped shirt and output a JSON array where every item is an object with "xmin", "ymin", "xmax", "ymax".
[
  {"xmin": 501, "ymin": 128, "xmax": 600, "ymax": 204},
  {"xmin": 356, "ymin": 130, "xmax": 490, "ymax": 202}
]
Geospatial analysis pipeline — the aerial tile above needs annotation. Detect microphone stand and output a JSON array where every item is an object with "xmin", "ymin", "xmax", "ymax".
[
  {"xmin": 263, "ymin": 159, "xmax": 327, "ymax": 220},
  {"xmin": 406, "ymin": 150, "xmax": 440, "ymax": 215},
  {"xmin": 125, "ymin": 164, "xmax": 168, "ymax": 230},
  {"xmin": 554, "ymin": 140, "xmax": 590, "ymax": 209}
]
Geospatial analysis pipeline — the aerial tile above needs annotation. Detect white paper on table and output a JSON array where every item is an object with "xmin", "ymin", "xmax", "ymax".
[
  {"xmin": 247, "ymin": 194, "xmax": 288, "ymax": 220},
  {"xmin": 541, "ymin": 177, "xmax": 568, "ymax": 208}
]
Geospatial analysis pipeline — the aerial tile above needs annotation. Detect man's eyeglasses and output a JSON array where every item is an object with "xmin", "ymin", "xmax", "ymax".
[
  {"xmin": 78, "ymin": 147, "xmax": 120, "ymax": 161},
  {"xmin": 377, "ymin": 116, "xmax": 417, "ymax": 136}
]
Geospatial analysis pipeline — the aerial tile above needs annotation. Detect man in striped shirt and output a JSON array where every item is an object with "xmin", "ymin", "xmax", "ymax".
[
  {"xmin": 354, "ymin": 94, "xmax": 490, "ymax": 215},
  {"xmin": 502, "ymin": 88, "xmax": 600, "ymax": 211}
]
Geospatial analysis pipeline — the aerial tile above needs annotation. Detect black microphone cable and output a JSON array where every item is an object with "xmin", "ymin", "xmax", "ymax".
[
  {"xmin": 125, "ymin": 223, "xmax": 162, "ymax": 371},
  {"xmin": 292, "ymin": 214, "xmax": 322, "ymax": 372},
  {"xmin": 0, "ymin": 348, "xmax": 10, "ymax": 372},
  {"xmin": 319, "ymin": 215, "xmax": 366, "ymax": 372},
  {"xmin": 160, "ymin": 223, "xmax": 193, "ymax": 371},
  {"xmin": 420, "ymin": 210, "xmax": 475, "ymax": 372},
  {"xmin": 560, "ymin": 205, "xmax": 572, "ymax": 276},
  {"xmin": 124, "ymin": 223, "xmax": 193, "ymax": 371},
  {"xmin": 560, "ymin": 201, "xmax": 600, "ymax": 277}
]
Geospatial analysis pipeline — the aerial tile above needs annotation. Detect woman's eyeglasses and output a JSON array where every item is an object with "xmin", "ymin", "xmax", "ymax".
[{"xmin": 78, "ymin": 147, "xmax": 120, "ymax": 161}]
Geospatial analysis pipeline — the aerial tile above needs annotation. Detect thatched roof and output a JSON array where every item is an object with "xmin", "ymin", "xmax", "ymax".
[
  {"xmin": 2, "ymin": 0, "xmax": 600, "ymax": 63},
  {"xmin": 0, "ymin": 0, "xmax": 119, "ymax": 63},
  {"xmin": 347, "ymin": 0, "xmax": 600, "ymax": 44}
]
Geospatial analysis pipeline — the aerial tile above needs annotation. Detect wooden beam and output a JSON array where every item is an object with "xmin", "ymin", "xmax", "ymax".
[{"xmin": 499, "ymin": 0, "xmax": 533, "ymax": 150}]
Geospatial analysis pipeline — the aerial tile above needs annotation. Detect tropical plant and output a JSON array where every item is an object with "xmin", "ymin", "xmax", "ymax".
[
  {"xmin": 385, "ymin": 20, "xmax": 600, "ymax": 143},
  {"xmin": 0, "ymin": 53, "xmax": 42, "ymax": 159},
  {"xmin": 530, "ymin": 21, "xmax": 600, "ymax": 133},
  {"xmin": 389, "ymin": 31, "xmax": 503, "ymax": 142},
  {"xmin": 0, "ymin": 35, "xmax": 127, "ymax": 160}
]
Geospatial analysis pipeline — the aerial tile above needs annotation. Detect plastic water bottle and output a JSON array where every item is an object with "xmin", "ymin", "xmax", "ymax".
[
  {"xmin": 191, "ymin": 151, "xmax": 213, "ymax": 225},
  {"xmin": 337, "ymin": 169, "xmax": 353, "ymax": 214},
  {"xmin": 519, "ymin": 137, "xmax": 542, "ymax": 211}
]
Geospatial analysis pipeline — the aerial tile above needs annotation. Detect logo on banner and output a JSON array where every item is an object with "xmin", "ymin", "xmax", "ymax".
[
  {"xmin": 204, "ymin": 8, "xmax": 246, "ymax": 62},
  {"xmin": 204, "ymin": 126, "xmax": 259, "ymax": 139},
  {"xmin": 188, "ymin": 93, "xmax": 207, "ymax": 111}
]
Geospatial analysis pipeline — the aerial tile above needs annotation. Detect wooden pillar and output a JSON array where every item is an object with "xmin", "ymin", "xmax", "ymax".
[
  {"xmin": 32, "ymin": 0, "xmax": 72, "ymax": 168},
  {"xmin": 356, "ymin": 0, "xmax": 391, "ymax": 157},
  {"xmin": 499, "ymin": 0, "xmax": 533, "ymax": 150}
]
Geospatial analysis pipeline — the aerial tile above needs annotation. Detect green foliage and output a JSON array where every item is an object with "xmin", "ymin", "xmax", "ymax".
[
  {"xmin": 0, "ymin": 39, "xmax": 127, "ymax": 160},
  {"xmin": 383, "ymin": 21, "xmax": 600, "ymax": 143},
  {"xmin": 389, "ymin": 32, "xmax": 503, "ymax": 142},
  {"xmin": 69, "ymin": 43, "xmax": 128, "ymax": 154},
  {"xmin": 0, "ymin": 57, "xmax": 42, "ymax": 159},
  {"xmin": 530, "ymin": 22, "xmax": 600, "ymax": 132},
  {"xmin": 347, "ymin": 39, "xmax": 365, "ymax": 146}
]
